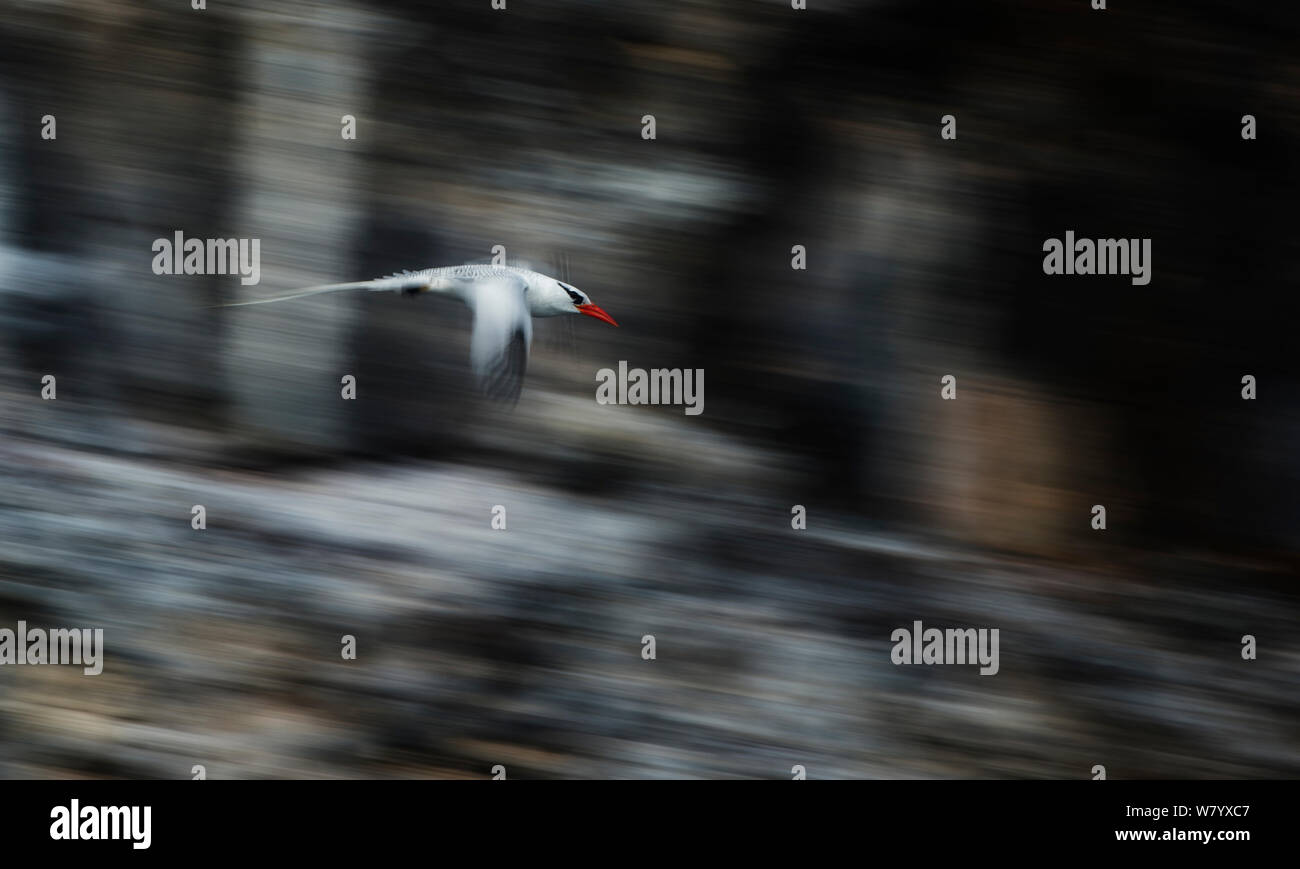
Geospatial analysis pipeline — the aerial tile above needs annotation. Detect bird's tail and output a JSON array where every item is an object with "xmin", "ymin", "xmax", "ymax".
[{"xmin": 211, "ymin": 282, "xmax": 380, "ymax": 308}]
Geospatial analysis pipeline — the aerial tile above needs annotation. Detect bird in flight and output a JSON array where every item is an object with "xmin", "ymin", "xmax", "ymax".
[{"xmin": 218, "ymin": 264, "xmax": 618, "ymax": 404}]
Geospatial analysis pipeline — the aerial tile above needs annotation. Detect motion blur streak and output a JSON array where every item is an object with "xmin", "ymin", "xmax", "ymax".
[{"xmin": 0, "ymin": 0, "xmax": 1296, "ymax": 778}]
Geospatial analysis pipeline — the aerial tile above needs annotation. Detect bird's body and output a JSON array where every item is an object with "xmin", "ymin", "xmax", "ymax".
[{"xmin": 218, "ymin": 264, "xmax": 617, "ymax": 404}]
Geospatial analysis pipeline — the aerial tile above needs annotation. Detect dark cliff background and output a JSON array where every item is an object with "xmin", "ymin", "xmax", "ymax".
[{"xmin": 0, "ymin": 0, "xmax": 1294, "ymax": 778}]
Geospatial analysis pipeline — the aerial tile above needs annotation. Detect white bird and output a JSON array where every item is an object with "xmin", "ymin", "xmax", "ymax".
[{"xmin": 218, "ymin": 264, "xmax": 618, "ymax": 403}]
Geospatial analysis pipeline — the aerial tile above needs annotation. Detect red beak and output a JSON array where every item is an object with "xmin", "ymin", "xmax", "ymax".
[{"xmin": 577, "ymin": 303, "xmax": 619, "ymax": 327}]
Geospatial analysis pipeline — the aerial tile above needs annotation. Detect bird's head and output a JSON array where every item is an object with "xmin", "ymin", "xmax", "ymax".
[{"xmin": 548, "ymin": 277, "xmax": 619, "ymax": 326}]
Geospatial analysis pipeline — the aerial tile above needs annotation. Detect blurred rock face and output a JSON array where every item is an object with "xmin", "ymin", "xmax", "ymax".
[{"xmin": 0, "ymin": 1, "xmax": 1295, "ymax": 778}]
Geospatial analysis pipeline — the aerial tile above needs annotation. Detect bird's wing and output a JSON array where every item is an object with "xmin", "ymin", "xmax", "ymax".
[
  {"xmin": 214, "ymin": 270, "xmax": 433, "ymax": 308},
  {"xmin": 468, "ymin": 273, "xmax": 533, "ymax": 405}
]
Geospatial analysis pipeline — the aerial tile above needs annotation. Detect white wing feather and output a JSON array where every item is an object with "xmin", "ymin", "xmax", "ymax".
[{"xmin": 468, "ymin": 274, "xmax": 533, "ymax": 403}]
